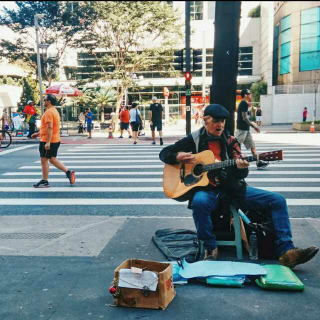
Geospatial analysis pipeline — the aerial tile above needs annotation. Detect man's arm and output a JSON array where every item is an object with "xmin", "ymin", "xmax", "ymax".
[
  {"xmin": 148, "ymin": 110, "xmax": 152, "ymax": 125},
  {"xmin": 241, "ymin": 111, "xmax": 260, "ymax": 133},
  {"xmin": 159, "ymin": 135, "xmax": 195, "ymax": 165},
  {"xmin": 45, "ymin": 122, "xmax": 53, "ymax": 150}
]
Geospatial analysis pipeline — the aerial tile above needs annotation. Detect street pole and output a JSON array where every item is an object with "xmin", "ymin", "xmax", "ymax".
[
  {"xmin": 34, "ymin": 14, "xmax": 45, "ymax": 115},
  {"xmin": 185, "ymin": 1, "xmax": 191, "ymax": 135}
]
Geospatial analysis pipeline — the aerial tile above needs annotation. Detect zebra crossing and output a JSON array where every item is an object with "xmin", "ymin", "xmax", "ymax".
[{"xmin": 1, "ymin": 142, "xmax": 320, "ymax": 217}]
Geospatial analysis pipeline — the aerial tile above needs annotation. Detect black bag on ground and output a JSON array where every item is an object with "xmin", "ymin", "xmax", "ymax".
[
  {"xmin": 152, "ymin": 229, "xmax": 205, "ymax": 263},
  {"xmin": 242, "ymin": 210, "xmax": 278, "ymax": 260}
]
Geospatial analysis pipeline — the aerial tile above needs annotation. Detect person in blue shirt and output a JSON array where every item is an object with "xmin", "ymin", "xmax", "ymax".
[{"xmin": 85, "ymin": 108, "xmax": 93, "ymax": 139}]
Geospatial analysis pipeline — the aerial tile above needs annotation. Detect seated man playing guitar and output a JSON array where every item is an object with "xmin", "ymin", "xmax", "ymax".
[{"xmin": 159, "ymin": 104, "xmax": 318, "ymax": 267}]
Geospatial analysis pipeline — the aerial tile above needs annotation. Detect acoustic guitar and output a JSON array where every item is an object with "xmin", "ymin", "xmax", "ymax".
[{"xmin": 163, "ymin": 150, "xmax": 283, "ymax": 202}]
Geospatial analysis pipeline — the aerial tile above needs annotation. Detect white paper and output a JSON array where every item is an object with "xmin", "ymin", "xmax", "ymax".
[{"xmin": 118, "ymin": 269, "xmax": 158, "ymax": 291}]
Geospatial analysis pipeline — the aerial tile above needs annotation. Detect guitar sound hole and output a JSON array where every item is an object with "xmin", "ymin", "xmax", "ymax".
[{"xmin": 193, "ymin": 164, "xmax": 203, "ymax": 176}]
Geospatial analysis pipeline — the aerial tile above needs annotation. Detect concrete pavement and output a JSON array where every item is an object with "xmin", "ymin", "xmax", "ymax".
[{"xmin": 0, "ymin": 216, "xmax": 319, "ymax": 320}]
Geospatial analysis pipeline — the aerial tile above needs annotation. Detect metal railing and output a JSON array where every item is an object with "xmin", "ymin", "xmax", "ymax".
[{"xmin": 275, "ymin": 84, "xmax": 320, "ymax": 94}]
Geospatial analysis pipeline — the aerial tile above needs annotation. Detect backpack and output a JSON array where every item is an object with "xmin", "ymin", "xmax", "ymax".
[
  {"xmin": 242, "ymin": 209, "xmax": 278, "ymax": 260},
  {"xmin": 152, "ymin": 229, "xmax": 205, "ymax": 263}
]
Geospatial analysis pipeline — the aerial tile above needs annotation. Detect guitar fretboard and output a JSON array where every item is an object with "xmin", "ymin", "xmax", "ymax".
[{"xmin": 202, "ymin": 155, "xmax": 257, "ymax": 172}]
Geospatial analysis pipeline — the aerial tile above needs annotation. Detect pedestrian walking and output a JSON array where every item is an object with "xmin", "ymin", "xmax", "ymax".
[
  {"xmin": 303, "ymin": 107, "xmax": 308, "ymax": 122},
  {"xmin": 110, "ymin": 110, "xmax": 116, "ymax": 132},
  {"xmin": 235, "ymin": 89, "xmax": 269, "ymax": 170},
  {"xmin": 119, "ymin": 106, "xmax": 132, "ymax": 138},
  {"xmin": 255, "ymin": 105, "xmax": 263, "ymax": 127},
  {"xmin": 129, "ymin": 102, "xmax": 142, "ymax": 144},
  {"xmin": 85, "ymin": 108, "xmax": 93, "ymax": 139},
  {"xmin": 31, "ymin": 94, "xmax": 75, "ymax": 188},
  {"xmin": 23, "ymin": 100, "xmax": 37, "ymax": 138},
  {"xmin": 148, "ymin": 96, "xmax": 164, "ymax": 145}
]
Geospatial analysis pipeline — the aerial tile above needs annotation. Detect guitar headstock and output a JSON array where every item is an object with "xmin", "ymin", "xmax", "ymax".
[{"xmin": 259, "ymin": 150, "xmax": 283, "ymax": 162}]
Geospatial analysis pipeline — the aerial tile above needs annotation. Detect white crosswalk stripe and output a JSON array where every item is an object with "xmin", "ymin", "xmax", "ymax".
[{"xmin": 0, "ymin": 143, "xmax": 320, "ymax": 213}]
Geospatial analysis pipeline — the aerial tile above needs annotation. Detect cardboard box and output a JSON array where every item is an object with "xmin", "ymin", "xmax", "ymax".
[{"xmin": 111, "ymin": 259, "xmax": 175, "ymax": 310}]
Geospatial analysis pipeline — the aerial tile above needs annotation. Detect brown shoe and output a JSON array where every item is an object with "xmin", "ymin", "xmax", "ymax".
[
  {"xmin": 204, "ymin": 248, "xmax": 219, "ymax": 261},
  {"xmin": 279, "ymin": 246, "xmax": 319, "ymax": 269}
]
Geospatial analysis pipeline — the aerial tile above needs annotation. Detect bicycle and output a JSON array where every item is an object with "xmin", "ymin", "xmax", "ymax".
[{"xmin": 0, "ymin": 129, "xmax": 12, "ymax": 148}]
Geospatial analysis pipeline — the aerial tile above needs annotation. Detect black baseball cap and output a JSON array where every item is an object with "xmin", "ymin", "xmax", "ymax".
[{"xmin": 203, "ymin": 104, "xmax": 230, "ymax": 119}]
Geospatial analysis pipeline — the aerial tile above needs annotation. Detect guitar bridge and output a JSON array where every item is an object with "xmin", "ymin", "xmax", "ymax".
[{"xmin": 180, "ymin": 164, "xmax": 185, "ymax": 183}]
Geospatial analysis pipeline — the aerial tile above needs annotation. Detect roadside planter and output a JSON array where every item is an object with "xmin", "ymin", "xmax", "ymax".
[{"xmin": 293, "ymin": 122, "xmax": 320, "ymax": 131}]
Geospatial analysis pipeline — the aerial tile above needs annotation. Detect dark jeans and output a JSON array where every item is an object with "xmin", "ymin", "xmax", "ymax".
[
  {"xmin": 191, "ymin": 186, "xmax": 294, "ymax": 257},
  {"xmin": 28, "ymin": 122, "xmax": 36, "ymax": 138}
]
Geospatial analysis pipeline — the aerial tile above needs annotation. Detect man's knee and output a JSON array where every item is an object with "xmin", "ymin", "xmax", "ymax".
[
  {"xmin": 192, "ymin": 191, "xmax": 216, "ymax": 212},
  {"xmin": 49, "ymin": 157, "xmax": 57, "ymax": 164}
]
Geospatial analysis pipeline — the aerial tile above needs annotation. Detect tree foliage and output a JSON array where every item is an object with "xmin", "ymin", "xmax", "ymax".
[
  {"xmin": 19, "ymin": 75, "xmax": 40, "ymax": 106},
  {"xmin": 75, "ymin": 1, "xmax": 183, "ymax": 127},
  {"xmin": 248, "ymin": 5, "xmax": 261, "ymax": 18},
  {"xmin": 250, "ymin": 80, "xmax": 267, "ymax": 102},
  {"xmin": 0, "ymin": 1, "xmax": 97, "ymax": 84}
]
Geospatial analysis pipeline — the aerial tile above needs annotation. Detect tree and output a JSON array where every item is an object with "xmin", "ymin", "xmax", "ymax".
[
  {"xmin": 75, "ymin": 1, "xmax": 183, "ymax": 130},
  {"xmin": 248, "ymin": 5, "xmax": 260, "ymax": 18},
  {"xmin": 0, "ymin": 1, "xmax": 97, "ymax": 85},
  {"xmin": 91, "ymin": 88, "xmax": 117, "ymax": 121},
  {"xmin": 250, "ymin": 81, "xmax": 267, "ymax": 103}
]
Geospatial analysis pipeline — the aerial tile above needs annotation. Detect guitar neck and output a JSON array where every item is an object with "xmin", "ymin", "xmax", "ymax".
[{"xmin": 203, "ymin": 155, "xmax": 257, "ymax": 172}]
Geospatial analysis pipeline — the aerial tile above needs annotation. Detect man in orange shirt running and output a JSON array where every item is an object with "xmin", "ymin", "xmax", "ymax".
[{"xmin": 31, "ymin": 94, "xmax": 75, "ymax": 188}]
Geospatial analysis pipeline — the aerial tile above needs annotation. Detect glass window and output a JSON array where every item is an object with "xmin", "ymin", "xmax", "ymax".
[
  {"xmin": 300, "ymin": 7, "xmax": 320, "ymax": 71},
  {"xmin": 281, "ymin": 15, "xmax": 291, "ymax": 32},
  {"xmin": 300, "ymin": 52, "xmax": 320, "ymax": 71},
  {"xmin": 280, "ymin": 56, "xmax": 290, "ymax": 74},
  {"xmin": 280, "ymin": 29, "xmax": 291, "ymax": 44},
  {"xmin": 280, "ymin": 42, "xmax": 291, "ymax": 58},
  {"xmin": 301, "ymin": 22, "xmax": 320, "ymax": 39},
  {"xmin": 273, "ymin": 24, "xmax": 280, "ymax": 85},
  {"xmin": 301, "ymin": 7, "xmax": 319, "ymax": 25},
  {"xmin": 190, "ymin": 1, "xmax": 203, "ymax": 20},
  {"xmin": 239, "ymin": 47, "xmax": 253, "ymax": 54},
  {"xmin": 300, "ymin": 37, "xmax": 320, "ymax": 53},
  {"xmin": 280, "ymin": 15, "xmax": 291, "ymax": 74}
]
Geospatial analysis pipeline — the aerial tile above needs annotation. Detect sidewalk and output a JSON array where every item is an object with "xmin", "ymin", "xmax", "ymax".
[{"xmin": 0, "ymin": 216, "xmax": 319, "ymax": 320}]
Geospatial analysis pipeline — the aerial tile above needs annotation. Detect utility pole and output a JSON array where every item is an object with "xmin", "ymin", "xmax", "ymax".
[
  {"xmin": 35, "ymin": 14, "xmax": 46, "ymax": 115},
  {"xmin": 185, "ymin": 1, "xmax": 191, "ymax": 134}
]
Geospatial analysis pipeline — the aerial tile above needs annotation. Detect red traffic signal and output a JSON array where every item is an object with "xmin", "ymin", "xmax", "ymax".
[{"xmin": 185, "ymin": 72, "xmax": 192, "ymax": 81}]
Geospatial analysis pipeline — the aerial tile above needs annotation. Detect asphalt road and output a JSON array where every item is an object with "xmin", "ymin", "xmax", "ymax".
[{"xmin": 0, "ymin": 140, "xmax": 320, "ymax": 218}]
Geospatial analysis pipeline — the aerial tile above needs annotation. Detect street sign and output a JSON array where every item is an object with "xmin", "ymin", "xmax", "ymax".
[{"xmin": 186, "ymin": 89, "xmax": 191, "ymax": 96}]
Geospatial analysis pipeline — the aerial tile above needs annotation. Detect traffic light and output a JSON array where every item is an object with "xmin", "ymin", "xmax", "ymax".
[
  {"xmin": 173, "ymin": 49, "xmax": 184, "ymax": 71},
  {"xmin": 185, "ymin": 72, "xmax": 192, "ymax": 81},
  {"xmin": 185, "ymin": 72, "xmax": 192, "ymax": 86},
  {"xmin": 192, "ymin": 49, "xmax": 202, "ymax": 71}
]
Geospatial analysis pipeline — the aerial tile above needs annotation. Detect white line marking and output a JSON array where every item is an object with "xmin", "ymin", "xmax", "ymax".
[
  {"xmin": 0, "ymin": 199, "xmax": 319, "ymax": 205},
  {"xmin": 0, "ymin": 178, "xmax": 320, "ymax": 183},
  {"xmin": 59, "ymin": 152, "xmax": 161, "ymax": 155},
  {"xmin": 19, "ymin": 165, "xmax": 164, "ymax": 169},
  {"xmin": 57, "ymin": 155, "xmax": 159, "ymax": 159},
  {"xmin": 5, "ymin": 171, "xmax": 320, "ymax": 176},
  {"xmin": 4, "ymin": 172, "xmax": 163, "ymax": 176},
  {"xmin": 0, "ymin": 187, "xmax": 164, "ymax": 192},
  {"xmin": 0, "ymin": 178, "xmax": 162, "ymax": 183},
  {"xmin": 0, "ymin": 199, "xmax": 185, "ymax": 205},
  {"xmin": 0, "ymin": 187, "xmax": 319, "ymax": 193},
  {"xmin": 0, "ymin": 145, "xmax": 35, "ymax": 155},
  {"xmin": 35, "ymin": 160, "xmax": 161, "ymax": 163},
  {"xmin": 67, "ymin": 148, "xmax": 164, "ymax": 152}
]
